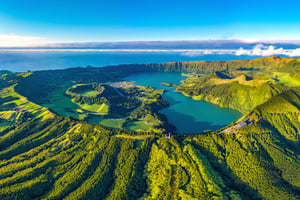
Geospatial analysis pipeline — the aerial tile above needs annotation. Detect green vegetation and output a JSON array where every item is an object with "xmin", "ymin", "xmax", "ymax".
[
  {"xmin": 65, "ymin": 83, "xmax": 140, "ymax": 117},
  {"xmin": 79, "ymin": 89, "xmax": 99, "ymax": 96},
  {"xmin": 0, "ymin": 56, "xmax": 299, "ymax": 199},
  {"xmin": 89, "ymin": 118, "xmax": 126, "ymax": 129},
  {"xmin": 124, "ymin": 121, "xmax": 152, "ymax": 132},
  {"xmin": 16, "ymin": 70, "xmax": 173, "ymax": 133},
  {"xmin": 177, "ymin": 71, "xmax": 286, "ymax": 114},
  {"xmin": 273, "ymin": 72, "xmax": 300, "ymax": 86},
  {"xmin": 160, "ymin": 82, "xmax": 178, "ymax": 87},
  {"xmin": 74, "ymin": 102, "xmax": 109, "ymax": 115}
]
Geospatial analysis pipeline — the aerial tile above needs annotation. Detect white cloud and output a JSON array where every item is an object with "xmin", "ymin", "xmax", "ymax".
[
  {"xmin": 181, "ymin": 49, "xmax": 237, "ymax": 57},
  {"xmin": 0, "ymin": 34, "xmax": 46, "ymax": 47},
  {"xmin": 235, "ymin": 47, "xmax": 250, "ymax": 56},
  {"xmin": 181, "ymin": 50, "xmax": 214, "ymax": 57},
  {"xmin": 1, "ymin": 39, "xmax": 300, "ymax": 57},
  {"xmin": 288, "ymin": 48, "xmax": 300, "ymax": 57},
  {"xmin": 235, "ymin": 44, "xmax": 300, "ymax": 57},
  {"xmin": 180, "ymin": 44, "xmax": 300, "ymax": 57}
]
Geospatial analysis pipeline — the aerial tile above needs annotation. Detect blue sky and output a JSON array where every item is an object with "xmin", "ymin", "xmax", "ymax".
[{"xmin": 0, "ymin": 0, "xmax": 300, "ymax": 45}]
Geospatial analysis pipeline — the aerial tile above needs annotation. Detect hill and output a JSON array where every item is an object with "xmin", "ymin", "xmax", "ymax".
[{"xmin": 0, "ymin": 56, "xmax": 299, "ymax": 199}]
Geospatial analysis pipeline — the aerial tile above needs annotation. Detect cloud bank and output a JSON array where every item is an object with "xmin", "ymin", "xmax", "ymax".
[
  {"xmin": 0, "ymin": 34, "xmax": 46, "ymax": 47},
  {"xmin": 1, "ymin": 37, "xmax": 300, "ymax": 57},
  {"xmin": 1, "ymin": 45, "xmax": 300, "ymax": 58},
  {"xmin": 181, "ymin": 44, "xmax": 300, "ymax": 57},
  {"xmin": 235, "ymin": 44, "xmax": 300, "ymax": 57}
]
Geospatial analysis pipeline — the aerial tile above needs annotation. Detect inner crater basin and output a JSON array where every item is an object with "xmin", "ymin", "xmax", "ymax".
[{"xmin": 125, "ymin": 72, "xmax": 242, "ymax": 134}]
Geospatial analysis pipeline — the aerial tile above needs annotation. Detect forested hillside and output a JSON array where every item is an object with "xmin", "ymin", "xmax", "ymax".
[
  {"xmin": 0, "ymin": 56, "xmax": 299, "ymax": 199},
  {"xmin": 145, "ymin": 56, "xmax": 300, "ymax": 75}
]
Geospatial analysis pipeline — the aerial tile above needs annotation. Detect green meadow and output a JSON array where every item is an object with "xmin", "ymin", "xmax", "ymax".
[
  {"xmin": 78, "ymin": 89, "xmax": 99, "ymax": 96},
  {"xmin": 89, "ymin": 118, "xmax": 126, "ymax": 129},
  {"xmin": 273, "ymin": 72, "xmax": 300, "ymax": 86},
  {"xmin": 125, "ymin": 121, "xmax": 152, "ymax": 132}
]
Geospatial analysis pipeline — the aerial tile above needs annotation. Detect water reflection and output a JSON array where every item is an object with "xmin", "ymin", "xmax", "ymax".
[{"xmin": 125, "ymin": 72, "xmax": 242, "ymax": 134}]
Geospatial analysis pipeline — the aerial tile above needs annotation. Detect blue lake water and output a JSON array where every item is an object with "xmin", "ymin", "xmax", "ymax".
[{"xmin": 125, "ymin": 72, "xmax": 242, "ymax": 134}]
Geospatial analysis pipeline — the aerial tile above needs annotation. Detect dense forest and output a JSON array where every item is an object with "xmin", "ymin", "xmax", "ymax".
[{"xmin": 0, "ymin": 56, "xmax": 299, "ymax": 199}]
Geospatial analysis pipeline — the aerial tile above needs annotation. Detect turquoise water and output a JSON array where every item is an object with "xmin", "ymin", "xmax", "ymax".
[{"xmin": 125, "ymin": 72, "xmax": 242, "ymax": 134}]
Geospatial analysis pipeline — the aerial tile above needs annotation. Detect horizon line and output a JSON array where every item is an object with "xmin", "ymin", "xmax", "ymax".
[
  {"xmin": 0, "ymin": 47, "xmax": 298, "ymax": 51},
  {"xmin": 3, "ymin": 38, "xmax": 300, "ymax": 48}
]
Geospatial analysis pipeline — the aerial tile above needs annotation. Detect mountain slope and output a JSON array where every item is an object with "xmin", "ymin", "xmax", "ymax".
[
  {"xmin": 0, "ymin": 86, "xmax": 299, "ymax": 199},
  {"xmin": 0, "ymin": 57, "xmax": 299, "ymax": 199}
]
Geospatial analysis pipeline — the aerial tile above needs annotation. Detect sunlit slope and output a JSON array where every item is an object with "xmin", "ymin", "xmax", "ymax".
[
  {"xmin": 177, "ymin": 72, "xmax": 286, "ymax": 113},
  {"xmin": 143, "ymin": 88, "xmax": 300, "ymax": 200},
  {"xmin": 148, "ymin": 56, "xmax": 300, "ymax": 114},
  {"xmin": 145, "ymin": 56, "xmax": 300, "ymax": 74},
  {"xmin": 245, "ymin": 87, "xmax": 300, "ymax": 142},
  {"xmin": 0, "ymin": 57, "xmax": 299, "ymax": 199},
  {"xmin": 13, "ymin": 56, "xmax": 300, "ymax": 115},
  {"xmin": 0, "ymin": 87, "xmax": 298, "ymax": 199}
]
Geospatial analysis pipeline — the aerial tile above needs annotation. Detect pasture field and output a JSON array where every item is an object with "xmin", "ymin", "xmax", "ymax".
[
  {"xmin": 125, "ymin": 121, "xmax": 151, "ymax": 132},
  {"xmin": 78, "ymin": 89, "xmax": 99, "ymax": 96},
  {"xmin": 88, "ymin": 118, "xmax": 126, "ymax": 129},
  {"xmin": 41, "ymin": 83, "xmax": 79, "ymax": 116},
  {"xmin": 273, "ymin": 72, "xmax": 300, "ymax": 86},
  {"xmin": 73, "ymin": 101, "xmax": 109, "ymax": 115},
  {"xmin": 42, "ymin": 84, "xmax": 110, "ymax": 118}
]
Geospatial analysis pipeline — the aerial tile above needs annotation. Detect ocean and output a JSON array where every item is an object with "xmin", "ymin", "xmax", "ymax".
[{"xmin": 0, "ymin": 51, "xmax": 262, "ymax": 72}]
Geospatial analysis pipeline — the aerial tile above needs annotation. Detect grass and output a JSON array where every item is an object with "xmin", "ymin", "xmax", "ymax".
[
  {"xmin": 0, "ymin": 120, "xmax": 13, "ymax": 130},
  {"xmin": 114, "ymin": 135, "xmax": 151, "ymax": 139},
  {"xmin": 88, "ymin": 118, "xmax": 153, "ymax": 132},
  {"xmin": 78, "ymin": 89, "xmax": 99, "ymax": 96},
  {"xmin": 42, "ymin": 83, "xmax": 79, "ymax": 117},
  {"xmin": 35, "ymin": 82, "xmax": 161, "ymax": 133},
  {"xmin": 115, "ymin": 134, "xmax": 152, "ymax": 148},
  {"xmin": 0, "ymin": 111, "xmax": 19, "ymax": 121},
  {"xmin": 42, "ymin": 83, "xmax": 109, "ymax": 119},
  {"xmin": 125, "ymin": 121, "xmax": 151, "ymax": 132},
  {"xmin": 181, "ymin": 72, "xmax": 204, "ymax": 78},
  {"xmin": 99, "ymin": 118, "xmax": 125, "ymax": 129},
  {"xmin": 1, "ymin": 86, "xmax": 54, "ymax": 121},
  {"xmin": 212, "ymin": 75, "xmax": 270, "ymax": 87},
  {"xmin": 0, "ymin": 85, "xmax": 54, "ymax": 131},
  {"xmin": 273, "ymin": 72, "xmax": 300, "ymax": 87},
  {"xmin": 74, "ymin": 102, "xmax": 109, "ymax": 115},
  {"xmin": 88, "ymin": 118, "xmax": 126, "ymax": 129}
]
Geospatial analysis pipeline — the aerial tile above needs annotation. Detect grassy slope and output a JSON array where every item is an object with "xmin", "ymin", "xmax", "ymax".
[
  {"xmin": 0, "ymin": 57, "xmax": 299, "ymax": 199},
  {"xmin": 145, "ymin": 56, "xmax": 299, "ymax": 75},
  {"xmin": 176, "ymin": 71, "xmax": 286, "ymax": 114},
  {"xmin": 89, "ymin": 118, "xmax": 126, "ymax": 129},
  {"xmin": 73, "ymin": 101, "xmax": 109, "ymax": 114},
  {"xmin": 273, "ymin": 72, "xmax": 300, "ymax": 87},
  {"xmin": 125, "ymin": 121, "xmax": 151, "ymax": 132},
  {"xmin": 142, "ymin": 88, "xmax": 300, "ymax": 199},
  {"xmin": 78, "ymin": 89, "xmax": 99, "ymax": 96},
  {"xmin": 147, "ymin": 56, "xmax": 300, "ymax": 114}
]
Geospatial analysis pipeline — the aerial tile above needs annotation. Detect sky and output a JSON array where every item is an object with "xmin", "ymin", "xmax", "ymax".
[{"xmin": 0, "ymin": 0, "xmax": 300, "ymax": 46}]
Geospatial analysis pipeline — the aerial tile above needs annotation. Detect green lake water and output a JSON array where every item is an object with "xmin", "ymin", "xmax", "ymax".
[{"xmin": 125, "ymin": 72, "xmax": 242, "ymax": 134}]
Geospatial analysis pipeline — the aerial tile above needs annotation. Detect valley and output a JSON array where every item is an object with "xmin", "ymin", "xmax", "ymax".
[{"xmin": 0, "ymin": 56, "xmax": 299, "ymax": 199}]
